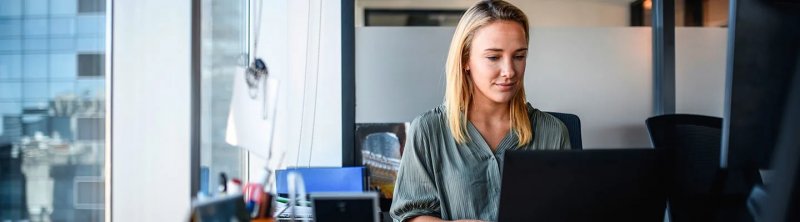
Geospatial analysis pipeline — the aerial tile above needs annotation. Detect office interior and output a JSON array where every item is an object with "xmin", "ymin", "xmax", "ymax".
[{"xmin": 0, "ymin": 0, "xmax": 798, "ymax": 221}]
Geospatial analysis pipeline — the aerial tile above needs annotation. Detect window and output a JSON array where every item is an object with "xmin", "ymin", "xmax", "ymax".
[
  {"xmin": 78, "ymin": 53, "xmax": 104, "ymax": 77},
  {"xmin": 199, "ymin": 0, "xmax": 248, "ymax": 196},
  {"xmin": 78, "ymin": 0, "xmax": 105, "ymax": 13},
  {"xmin": 365, "ymin": 9, "xmax": 465, "ymax": 26},
  {"xmin": 0, "ymin": 0, "xmax": 107, "ymax": 221}
]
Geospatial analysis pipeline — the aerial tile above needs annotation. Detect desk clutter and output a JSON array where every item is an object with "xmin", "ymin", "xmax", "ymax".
[{"xmin": 188, "ymin": 166, "xmax": 382, "ymax": 222}]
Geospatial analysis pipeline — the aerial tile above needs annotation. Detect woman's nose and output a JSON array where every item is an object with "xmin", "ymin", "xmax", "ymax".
[{"xmin": 500, "ymin": 59, "xmax": 516, "ymax": 78}]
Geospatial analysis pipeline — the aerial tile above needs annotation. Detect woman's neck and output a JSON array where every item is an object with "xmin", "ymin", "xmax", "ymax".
[{"xmin": 468, "ymin": 93, "xmax": 510, "ymax": 123}]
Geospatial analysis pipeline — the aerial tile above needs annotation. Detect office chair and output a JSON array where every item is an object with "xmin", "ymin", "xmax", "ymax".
[
  {"xmin": 546, "ymin": 112, "xmax": 582, "ymax": 150},
  {"xmin": 646, "ymin": 114, "xmax": 760, "ymax": 222}
]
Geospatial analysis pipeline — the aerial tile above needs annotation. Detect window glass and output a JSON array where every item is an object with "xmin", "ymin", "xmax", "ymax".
[
  {"xmin": 23, "ymin": 18, "xmax": 47, "ymax": 36},
  {"xmin": 51, "ymin": 53, "xmax": 77, "ymax": 79},
  {"xmin": 23, "ymin": 0, "xmax": 48, "ymax": 16},
  {"xmin": 76, "ymin": 15, "xmax": 103, "ymax": 35},
  {"xmin": 51, "ymin": 0, "xmax": 78, "ymax": 15},
  {"xmin": 0, "ymin": 0, "xmax": 106, "ymax": 221},
  {"xmin": 23, "ymin": 54, "xmax": 48, "ymax": 79},
  {"xmin": 50, "ymin": 17, "xmax": 77, "ymax": 36},
  {"xmin": 0, "ymin": 19, "xmax": 22, "ymax": 37},
  {"xmin": 78, "ymin": 0, "xmax": 105, "ymax": 13},
  {"xmin": 77, "ymin": 53, "xmax": 104, "ymax": 77},
  {"xmin": 0, "ymin": 54, "xmax": 22, "ymax": 79},
  {"xmin": 23, "ymin": 38, "xmax": 48, "ymax": 51},
  {"xmin": 76, "ymin": 37, "xmax": 104, "ymax": 51},
  {"xmin": 199, "ymin": 0, "xmax": 248, "ymax": 196},
  {"xmin": 50, "ymin": 37, "xmax": 77, "ymax": 51},
  {"xmin": 0, "ymin": 0, "xmax": 22, "ymax": 16}
]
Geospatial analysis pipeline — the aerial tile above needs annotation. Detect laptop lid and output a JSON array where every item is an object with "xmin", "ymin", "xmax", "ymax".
[
  {"xmin": 310, "ymin": 192, "xmax": 380, "ymax": 222},
  {"xmin": 497, "ymin": 149, "xmax": 666, "ymax": 222}
]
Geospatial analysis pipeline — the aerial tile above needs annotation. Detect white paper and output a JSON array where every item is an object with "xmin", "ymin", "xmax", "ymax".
[{"xmin": 226, "ymin": 67, "xmax": 280, "ymax": 159}]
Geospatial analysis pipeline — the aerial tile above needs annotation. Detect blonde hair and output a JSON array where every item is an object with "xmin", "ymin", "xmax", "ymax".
[{"xmin": 445, "ymin": 0, "xmax": 532, "ymax": 147}]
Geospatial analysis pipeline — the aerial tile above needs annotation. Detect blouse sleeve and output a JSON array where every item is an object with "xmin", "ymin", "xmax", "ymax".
[
  {"xmin": 558, "ymin": 122, "xmax": 572, "ymax": 150},
  {"xmin": 389, "ymin": 117, "xmax": 441, "ymax": 222}
]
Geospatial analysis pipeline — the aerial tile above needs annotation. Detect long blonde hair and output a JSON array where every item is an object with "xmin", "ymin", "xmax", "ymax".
[{"xmin": 445, "ymin": 0, "xmax": 532, "ymax": 147}]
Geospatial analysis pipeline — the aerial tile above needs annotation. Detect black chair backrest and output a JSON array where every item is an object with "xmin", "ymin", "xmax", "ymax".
[
  {"xmin": 646, "ymin": 114, "xmax": 729, "ymax": 221},
  {"xmin": 547, "ymin": 112, "xmax": 582, "ymax": 150},
  {"xmin": 647, "ymin": 114, "xmax": 722, "ymax": 188}
]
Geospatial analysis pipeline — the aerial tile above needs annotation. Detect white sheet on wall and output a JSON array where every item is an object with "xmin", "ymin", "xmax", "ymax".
[{"xmin": 225, "ymin": 67, "xmax": 280, "ymax": 159}]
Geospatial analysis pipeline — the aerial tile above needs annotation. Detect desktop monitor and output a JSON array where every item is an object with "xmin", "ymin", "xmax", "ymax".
[{"xmin": 721, "ymin": 0, "xmax": 800, "ymax": 169}]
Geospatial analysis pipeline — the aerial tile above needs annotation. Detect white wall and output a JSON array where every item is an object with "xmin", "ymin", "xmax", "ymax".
[
  {"xmin": 356, "ymin": 0, "xmax": 631, "ymax": 27},
  {"xmin": 356, "ymin": 27, "xmax": 728, "ymax": 148},
  {"xmin": 249, "ymin": 0, "xmax": 342, "ymax": 173},
  {"xmin": 111, "ymin": 0, "xmax": 191, "ymax": 221},
  {"xmin": 675, "ymin": 28, "xmax": 727, "ymax": 117}
]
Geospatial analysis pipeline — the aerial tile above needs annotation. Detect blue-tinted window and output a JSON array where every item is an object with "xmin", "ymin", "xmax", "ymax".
[
  {"xmin": 49, "ymin": 81, "xmax": 75, "ymax": 98},
  {"xmin": 76, "ymin": 37, "xmax": 103, "ymax": 51},
  {"xmin": 23, "ymin": 18, "xmax": 48, "ymax": 36},
  {"xmin": 0, "ymin": 102, "xmax": 21, "ymax": 115},
  {"xmin": 76, "ymin": 79, "xmax": 103, "ymax": 95},
  {"xmin": 50, "ymin": 53, "xmax": 77, "ymax": 79},
  {"xmin": 51, "ymin": 0, "xmax": 78, "ymax": 15},
  {"xmin": 0, "ymin": 39, "xmax": 23, "ymax": 52},
  {"xmin": 76, "ymin": 15, "xmax": 102, "ymax": 36},
  {"xmin": 0, "ymin": 19, "xmax": 22, "ymax": 37},
  {"xmin": 0, "ymin": 54, "xmax": 22, "ymax": 79},
  {"xmin": 50, "ymin": 17, "xmax": 76, "ymax": 36},
  {"xmin": 22, "ymin": 81, "xmax": 48, "ymax": 100},
  {"xmin": 23, "ymin": 54, "xmax": 47, "ymax": 79},
  {"xmin": 77, "ymin": 53, "xmax": 103, "ymax": 77},
  {"xmin": 23, "ymin": 0, "xmax": 48, "ymax": 16},
  {"xmin": 1, "ymin": 1, "xmax": 107, "ymax": 220},
  {"xmin": 23, "ymin": 38, "xmax": 48, "ymax": 51},
  {"xmin": 21, "ymin": 100, "xmax": 48, "ymax": 110},
  {"xmin": 0, "ymin": 82, "xmax": 21, "ymax": 100},
  {"xmin": 50, "ymin": 37, "xmax": 76, "ymax": 51},
  {"xmin": 0, "ymin": 0, "xmax": 22, "ymax": 16},
  {"xmin": 78, "ymin": 0, "xmax": 105, "ymax": 13}
]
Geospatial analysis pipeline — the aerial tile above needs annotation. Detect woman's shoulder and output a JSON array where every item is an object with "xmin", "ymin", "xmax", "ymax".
[
  {"xmin": 526, "ymin": 103, "xmax": 568, "ymax": 133},
  {"xmin": 408, "ymin": 105, "xmax": 449, "ymax": 133}
]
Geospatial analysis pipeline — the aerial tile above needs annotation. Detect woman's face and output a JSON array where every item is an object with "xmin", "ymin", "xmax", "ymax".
[{"xmin": 465, "ymin": 20, "xmax": 528, "ymax": 105}]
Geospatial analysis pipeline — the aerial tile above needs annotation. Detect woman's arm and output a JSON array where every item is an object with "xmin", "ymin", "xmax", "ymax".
[{"xmin": 390, "ymin": 118, "xmax": 442, "ymax": 221}]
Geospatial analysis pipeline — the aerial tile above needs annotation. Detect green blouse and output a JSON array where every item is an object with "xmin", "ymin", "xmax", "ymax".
[{"xmin": 390, "ymin": 103, "xmax": 571, "ymax": 222}]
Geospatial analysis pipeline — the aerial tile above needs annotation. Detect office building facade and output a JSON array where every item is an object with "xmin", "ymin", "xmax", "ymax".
[{"xmin": 0, "ymin": 0, "xmax": 106, "ymax": 221}]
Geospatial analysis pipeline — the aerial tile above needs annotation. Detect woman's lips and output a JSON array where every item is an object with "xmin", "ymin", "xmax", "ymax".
[{"xmin": 495, "ymin": 82, "xmax": 516, "ymax": 91}]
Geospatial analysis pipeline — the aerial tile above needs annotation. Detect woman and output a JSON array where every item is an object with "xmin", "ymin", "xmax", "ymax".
[{"xmin": 389, "ymin": 1, "xmax": 571, "ymax": 221}]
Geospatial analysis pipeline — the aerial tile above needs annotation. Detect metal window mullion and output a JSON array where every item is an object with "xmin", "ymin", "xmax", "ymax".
[{"xmin": 653, "ymin": 0, "xmax": 676, "ymax": 115}]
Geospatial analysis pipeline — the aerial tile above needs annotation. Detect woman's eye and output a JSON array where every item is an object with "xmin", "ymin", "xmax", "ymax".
[
  {"xmin": 514, "ymin": 55, "xmax": 526, "ymax": 60},
  {"xmin": 487, "ymin": 56, "xmax": 499, "ymax": 61}
]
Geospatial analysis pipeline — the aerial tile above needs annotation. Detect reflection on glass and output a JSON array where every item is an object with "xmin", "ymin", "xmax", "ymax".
[
  {"xmin": 199, "ymin": 0, "xmax": 248, "ymax": 197},
  {"xmin": 0, "ymin": 0, "xmax": 106, "ymax": 221}
]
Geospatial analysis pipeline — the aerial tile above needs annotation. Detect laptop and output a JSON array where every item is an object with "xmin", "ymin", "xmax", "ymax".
[
  {"xmin": 310, "ymin": 192, "xmax": 380, "ymax": 222},
  {"xmin": 497, "ymin": 149, "xmax": 667, "ymax": 222}
]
